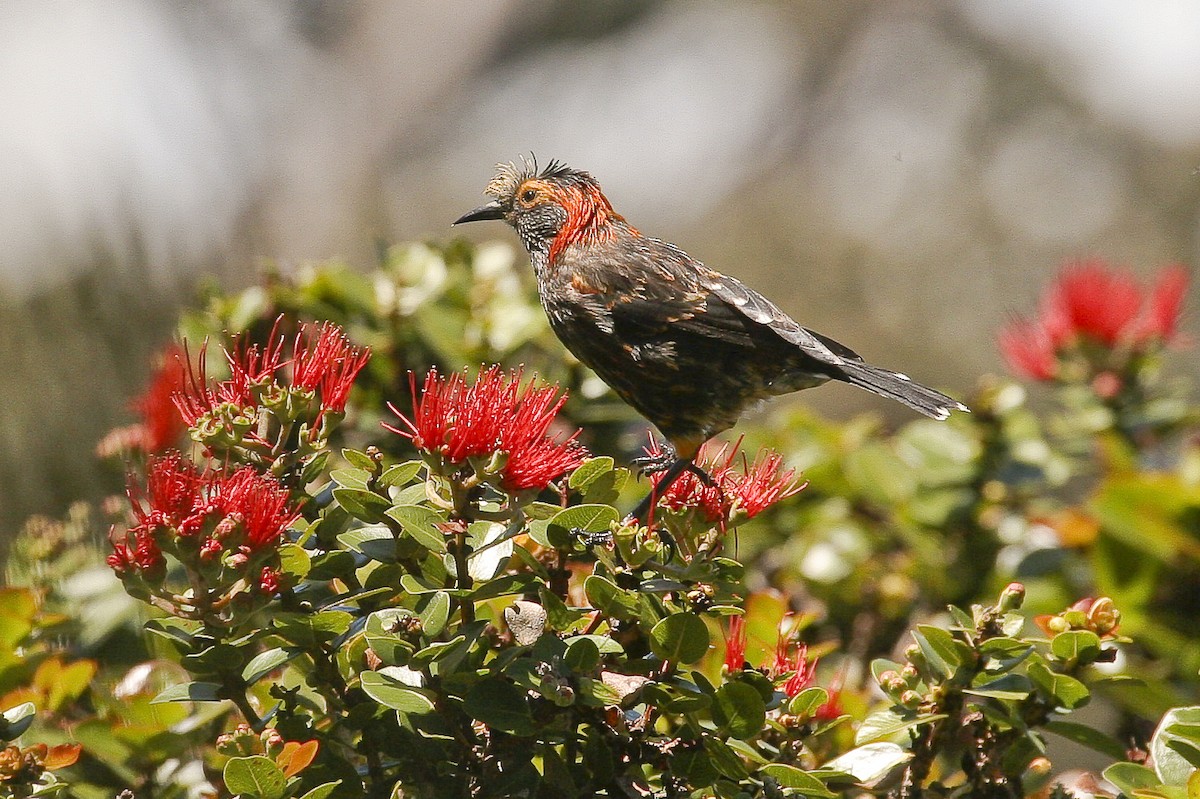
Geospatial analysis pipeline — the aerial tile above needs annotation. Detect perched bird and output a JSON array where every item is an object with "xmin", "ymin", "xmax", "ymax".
[{"xmin": 455, "ymin": 158, "xmax": 967, "ymax": 517}]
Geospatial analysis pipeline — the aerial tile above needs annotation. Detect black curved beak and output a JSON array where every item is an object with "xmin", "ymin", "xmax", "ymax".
[{"xmin": 453, "ymin": 200, "xmax": 505, "ymax": 226}]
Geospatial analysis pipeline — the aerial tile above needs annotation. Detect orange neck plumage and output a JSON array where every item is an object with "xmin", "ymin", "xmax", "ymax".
[{"xmin": 547, "ymin": 185, "xmax": 638, "ymax": 263}]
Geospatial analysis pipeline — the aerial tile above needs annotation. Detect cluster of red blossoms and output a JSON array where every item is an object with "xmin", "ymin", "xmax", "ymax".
[
  {"xmin": 723, "ymin": 615, "xmax": 842, "ymax": 718},
  {"xmin": 999, "ymin": 260, "xmax": 1189, "ymax": 382},
  {"xmin": 108, "ymin": 452, "xmax": 300, "ymax": 596},
  {"xmin": 646, "ymin": 438, "xmax": 805, "ymax": 523},
  {"xmin": 96, "ymin": 344, "xmax": 189, "ymax": 457},
  {"xmin": 175, "ymin": 319, "xmax": 370, "ymax": 445},
  {"xmin": 385, "ymin": 366, "xmax": 588, "ymax": 493}
]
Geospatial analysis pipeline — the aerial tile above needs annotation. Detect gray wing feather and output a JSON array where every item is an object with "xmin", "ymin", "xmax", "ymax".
[{"xmin": 706, "ymin": 274, "xmax": 850, "ymax": 368}]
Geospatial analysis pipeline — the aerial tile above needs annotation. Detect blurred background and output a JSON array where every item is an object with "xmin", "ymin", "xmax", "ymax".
[{"xmin": 2, "ymin": 0, "xmax": 1198, "ymax": 532}]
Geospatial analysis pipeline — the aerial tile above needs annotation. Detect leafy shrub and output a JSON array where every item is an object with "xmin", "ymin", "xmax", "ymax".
[{"xmin": 4, "ymin": 245, "xmax": 1200, "ymax": 798}]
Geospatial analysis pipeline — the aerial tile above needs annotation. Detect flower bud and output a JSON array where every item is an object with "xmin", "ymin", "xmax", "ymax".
[
  {"xmin": 1086, "ymin": 596, "xmax": 1120, "ymax": 636},
  {"xmin": 899, "ymin": 690, "xmax": 923, "ymax": 709},
  {"xmin": 998, "ymin": 582, "xmax": 1026, "ymax": 611}
]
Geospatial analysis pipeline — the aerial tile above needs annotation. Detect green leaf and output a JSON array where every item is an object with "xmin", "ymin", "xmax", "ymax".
[
  {"xmin": 564, "ymin": 636, "xmax": 601, "ymax": 673},
  {"xmin": 385, "ymin": 504, "xmax": 448, "ymax": 552},
  {"xmin": 360, "ymin": 671, "xmax": 436, "ymax": 715},
  {"xmin": 649, "ymin": 614, "xmax": 710, "ymax": 665},
  {"xmin": 242, "ymin": 648, "xmax": 298, "ymax": 686},
  {"xmin": 824, "ymin": 742, "xmax": 911, "ymax": 784},
  {"xmin": 1153, "ymin": 707, "xmax": 1200, "ymax": 786},
  {"xmin": 463, "ymin": 680, "xmax": 534, "ymax": 736},
  {"xmin": 568, "ymin": 457, "xmax": 614, "ymax": 491},
  {"xmin": 380, "ymin": 460, "xmax": 423, "ymax": 488},
  {"xmin": 1027, "ymin": 661, "xmax": 1090, "ymax": 710},
  {"xmin": 703, "ymin": 735, "xmax": 750, "ymax": 780},
  {"xmin": 583, "ymin": 575, "xmax": 639, "ymax": 621},
  {"xmin": 1103, "ymin": 762, "xmax": 1162, "ymax": 795},
  {"xmin": 337, "ymin": 525, "xmax": 396, "ymax": 563},
  {"xmin": 223, "ymin": 755, "xmax": 287, "ymax": 799},
  {"xmin": 914, "ymin": 625, "xmax": 965, "ymax": 676},
  {"xmin": 297, "ymin": 782, "xmax": 343, "ymax": 799},
  {"xmin": 277, "ymin": 543, "xmax": 311, "ymax": 579},
  {"xmin": 855, "ymin": 709, "xmax": 947, "ymax": 745},
  {"xmin": 330, "ymin": 467, "xmax": 371, "ymax": 490},
  {"xmin": 418, "ymin": 591, "xmax": 452, "ymax": 637},
  {"xmin": 0, "ymin": 702, "xmax": 36, "ymax": 739},
  {"xmin": 713, "ymin": 682, "xmax": 767, "ymax": 740},
  {"xmin": 341, "ymin": 448, "xmax": 377, "ymax": 471},
  {"xmin": 546, "ymin": 505, "xmax": 618, "ymax": 548},
  {"xmin": 151, "ymin": 681, "xmax": 223, "ymax": 704},
  {"xmin": 788, "ymin": 687, "xmax": 830, "ymax": 719},
  {"xmin": 1045, "ymin": 721, "xmax": 1128, "ymax": 761},
  {"xmin": 274, "ymin": 611, "xmax": 355, "ymax": 647},
  {"xmin": 332, "ymin": 487, "xmax": 392, "ymax": 522},
  {"xmin": 759, "ymin": 764, "xmax": 836, "ymax": 797},
  {"xmin": 1051, "ymin": 630, "xmax": 1103, "ymax": 664}
]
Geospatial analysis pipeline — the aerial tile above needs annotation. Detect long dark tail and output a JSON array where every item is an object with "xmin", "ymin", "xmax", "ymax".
[{"xmin": 837, "ymin": 360, "xmax": 968, "ymax": 420}]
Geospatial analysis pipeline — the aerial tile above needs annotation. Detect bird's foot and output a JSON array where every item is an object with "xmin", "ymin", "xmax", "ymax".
[
  {"xmin": 631, "ymin": 440, "xmax": 716, "ymax": 487},
  {"xmin": 630, "ymin": 442, "xmax": 678, "ymax": 477}
]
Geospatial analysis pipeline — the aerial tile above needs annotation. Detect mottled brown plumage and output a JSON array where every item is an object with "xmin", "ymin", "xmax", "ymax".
[{"xmin": 455, "ymin": 158, "xmax": 966, "ymax": 509}]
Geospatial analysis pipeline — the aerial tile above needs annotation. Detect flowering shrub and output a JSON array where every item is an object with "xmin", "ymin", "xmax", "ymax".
[{"xmin": 5, "ymin": 243, "xmax": 1200, "ymax": 798}]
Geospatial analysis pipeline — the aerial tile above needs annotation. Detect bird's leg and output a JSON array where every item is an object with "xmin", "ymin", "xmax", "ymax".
[
  {"xmin": 630, "ymin": 441, "xmax": 678, "ymax": 477},
  {"xmin": 627, "ymin": 457, "xmax": 696, "ymax": 524},
  {"xmin": 631, "ymin": 440, "xmax": 716, "ymax": 486}
]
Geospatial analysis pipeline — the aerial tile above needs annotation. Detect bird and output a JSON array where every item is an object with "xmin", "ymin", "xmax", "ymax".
[{"xmin": 454, "ymin": 157, "xmax": 967, "ymax": 519}]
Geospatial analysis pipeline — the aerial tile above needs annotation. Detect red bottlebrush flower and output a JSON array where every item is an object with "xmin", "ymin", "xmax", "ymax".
[
  {"xmin": 770, "ymin": 621, "xmax": 819, "ymax": 698},
  {"xmin": 999, "ymin": 260, "xmax": 1191, "ymax": 381},
  {"xmin": 815, "ymin": 683, "xmax": 845, "ymax": 721},
  {"xmin": 730, "ymin": 449, "xmax": 805, "ymax": 519},
  {"xmin": 647, "ymin": 437, "xmax": 803, "ymax": 522},
  {"xmin": 173, "ymin": 341, "xmax": 254, "ymax": 427},
  {"xmin": 291, "ymin": 321, "xmax": 371, "ymax": 415},
  {"xmin": 210, "ymin": 467, "xmax": 301, "ymax": 551},
  {"xmin": 1046, "ymin": 261, "xmax": 1142, "ymax": 346},
  {"xmin": 781, "ymin": 644, "xmax": 818, "ymax": 698},
  {"xmin": 129, "ymin": 345, "xmax": 188, "ymax": 452},
  {"xmin": 385, "ymin": 366, "xmax": 589, "ymax": 491},
  {"xmin": 97, "ymin": 345, "xmax": 190, "ymax": 458},
  {"xmin": 225, "ymin": 321, "xmax": 288, "ymax": 398},
  {"xmin": 128, "ymin": 452, "xmax": 201, "ymax": 531},
  {"xmin": 497, "ymin": 383, "xmax": 587, "ymax": 492},
  {"xmin": 107, "ymin": 531, "xmax": 164, "ymax": 576},
  {"xmin": 998, "ymin": 318, "xmax": 1058, "ymax": 381},
  {"xmin": 1143, "ymin": 264, "xmax": 1190, "ymax": 342},
  {"xmin": 723, "ymin": 615, "xmax": 748, "ymax": 672}
]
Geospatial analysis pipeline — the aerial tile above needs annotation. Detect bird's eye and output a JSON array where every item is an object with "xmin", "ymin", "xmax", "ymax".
[{"xmin": 520, "ymin": 189, "xmax": 538, "ymax": 203}]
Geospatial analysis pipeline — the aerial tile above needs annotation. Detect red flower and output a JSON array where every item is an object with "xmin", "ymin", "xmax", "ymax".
[
  {"xmin": 385, "ymin": 366, "xmax": 588, "ymax": 492},
  {"xmin": 129, "ymin": 345, "xmax": 189, "ymax": 453},
  {"xmin": 770, "ymin": 621, "xmax": 819, "ymax": 698},
  {"xmin": 173, "ymin": 341, "xmax": 254, "ymax": 427},
  {"xmin": 723, "ymin": 615, "xmax": 748, "ymax": 672},
  {"xmin": 647, "ymin": 437, "xmax": 804, "ymax": 522},
  {"xmin": 172, "ymin": 318, "xmax": 368, "ymax": 434},
  {"xmin": 209, "ymin": 467, "xmax": 301, "ymax": 551},
  {"xmin": 106, "ymin": 530, "xmax": 164, "ymax": 575},
  {"xmin": 1143, "ymin": 264, "xmax": 1190, "ymax": 341},
  {"xmin": 998, "ymin": 318, "xmax": 1058, "ymax": 381},
  {"xmin": 113, "ymin": 454, "xmax": 300, "ymax": 577},
  {"xmin": 291, "ymin": 321, "xmax": 370, "ymax": 416},
  {"xmin": 999, "ymin": 260, "xmax": 1190, "ymax": 381},
  {"xmin": 1045, "ymin": 261, "xmax": 1142, "ymax": 346},
  {"xmin": 128, "ymin": 452, "xmax": 200, "ymax": 532}
]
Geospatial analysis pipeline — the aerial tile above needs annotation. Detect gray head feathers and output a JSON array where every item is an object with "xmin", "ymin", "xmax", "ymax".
[{"xmin": 485, "ymin": 155, "xmax": 597, "ymax": 200}]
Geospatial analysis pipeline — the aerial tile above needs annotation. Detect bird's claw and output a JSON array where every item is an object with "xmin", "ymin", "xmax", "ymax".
[{"xmin": 630, "ymin": 444, "xmax": 678, "ymax": 477}]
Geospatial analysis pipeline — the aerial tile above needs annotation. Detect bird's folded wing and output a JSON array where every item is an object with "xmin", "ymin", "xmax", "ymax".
[{"xmin": 705, "ymin": 274, "xmax": 861, "ymax": 366}]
